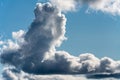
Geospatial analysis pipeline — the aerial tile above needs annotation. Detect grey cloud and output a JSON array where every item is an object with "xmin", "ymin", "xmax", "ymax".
[
  {"xmin": 1, "ymin": 2, "xmax": 68, "ymax": 74},
  {"xmin": 2, "ymin": 68, "xmax": 120, "ymax": 80},
  {"xmin": 2, "ymin": 68, "xmax": 87, "ymax": 80},
  {"xmin": 1, "ymin": 1, "xmax": 120, "ymax": 80},
  {"xmin": 86, "ymin": 73, "xmax": 120, "ymax": 79}
]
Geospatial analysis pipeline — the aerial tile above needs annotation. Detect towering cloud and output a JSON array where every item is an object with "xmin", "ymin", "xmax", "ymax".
[
  {"xmin": 0, "ymin": 1, "xmax": 120, "ymax": 80},
  {"xmin": 0, "ymin": 2, "xmax": 68, "ymax": 74}
]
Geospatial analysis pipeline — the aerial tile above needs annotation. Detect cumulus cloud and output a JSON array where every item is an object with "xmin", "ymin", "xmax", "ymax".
[
  {"xmin": 1, "ymin": 1, "xmax": 120, "ymax": 80},
  {"xmin": 50, "ymin": 0, "xmax": 120, "ymax": 15},
  {"xmin": 1, "ymin": 2, "xmax": 68, "ymax": 74}
]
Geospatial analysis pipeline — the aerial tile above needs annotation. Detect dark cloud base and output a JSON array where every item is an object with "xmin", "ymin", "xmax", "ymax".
[{"xmin": 86, "ymin": 73, "xmax": 120, "ymax": 79}]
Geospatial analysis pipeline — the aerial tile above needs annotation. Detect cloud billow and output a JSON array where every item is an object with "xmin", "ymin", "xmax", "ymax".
[
  {"xmin": 0, "ymin": 1, "xmax": 120, "ymax": 80},
  {"xmin": 50, "ymin": 0, "xmax": 120, "ymax": 15}
]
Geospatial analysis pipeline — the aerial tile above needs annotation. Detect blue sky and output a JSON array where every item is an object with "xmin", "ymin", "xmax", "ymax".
[{"xmin": 0, "ymin": 0, "xmax": 120, "ymax": 60}]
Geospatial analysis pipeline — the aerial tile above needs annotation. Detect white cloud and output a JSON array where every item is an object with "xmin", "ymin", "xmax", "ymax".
[
  {"xmin": 50, "ymin": 0, "xmax": 120, "ymax": 15},
  {"xmin": 1, "ymin": 1, "xmax": 120, "ymax": 80},
  {"xmin": 49, "ymin": 0, "xmax": 77, "ymax": 11},
  {"xmin": 12, "ymin": 30, "xmax": 25, "ymax": 44},
  {"xmin": 0, "ymin": 41, "xmax": 4, "ymax": 45},
  {"xmin": 88, "ymin": 0, "xmax": 120, "ymax": 15}
]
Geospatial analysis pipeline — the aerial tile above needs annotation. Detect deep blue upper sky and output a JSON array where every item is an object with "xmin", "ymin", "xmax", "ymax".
[{"xmin": 0, "ymin": 0, "xmax": 120, "ymax": 59}]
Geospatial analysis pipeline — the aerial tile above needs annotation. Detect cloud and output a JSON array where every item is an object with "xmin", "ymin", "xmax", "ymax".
[
  {"xmin": 86, "ymin": 73, "xmax": 120, "ymax": 79},
  {"xmin": 50, "ymin": 0, "xmax": 120, "ymax": 15},
  {"xmin": 0, "ymin": 1, "xmax": 120, "ymax": 80},
  {"xmin": 2, "ymin": 68, "xmax": 87, "ymax": 80},
  {"xmin": 1, "ymin": 2, "xmax": 68, "ymax": 74},
  {"xmin": 49, "ymin": 0, "xmax": 77, "ymax": 11},
  {"xmin": 12, "ymin": 30, "xmax": 25, "ymax": 44},
  {"xmin": 0, "ymin": 41, "xmax": 4, "ymax": 45},
  {"xmin": 87, "ymin": 0, "xmax": 120, "ymax": 15},
  {"xmin": 2, "ymin": 68, "xmax": 120, "ymax": 80}
]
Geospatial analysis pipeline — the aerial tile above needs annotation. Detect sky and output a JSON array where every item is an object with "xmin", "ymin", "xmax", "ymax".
[
  {"xmin": 1, "ymin": 0, "xmax": 120, "ymax": 80},
  {"xmin": 0, "ymin": 0, "xmax": 120, "ymax": 59}
]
